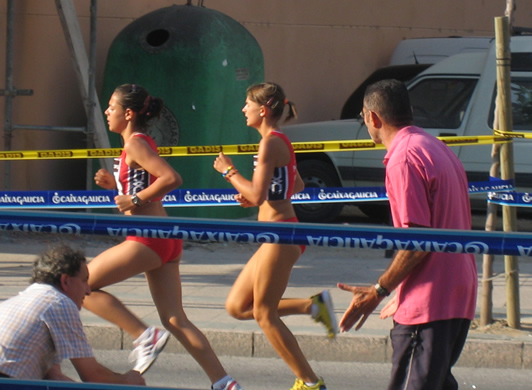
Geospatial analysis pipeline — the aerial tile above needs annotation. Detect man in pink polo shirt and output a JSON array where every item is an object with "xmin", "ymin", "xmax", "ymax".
[{"xmin": 338, "ymin": 79, "xmax": 477, "ymax": 390}]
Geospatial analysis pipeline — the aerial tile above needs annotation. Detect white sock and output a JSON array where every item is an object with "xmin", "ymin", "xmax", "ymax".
[
  {"xmin": 212, "ymin": 375, "xmax": 232, "ymax": 390},
  {"xmin": 311, "ymin": 303, "xmax": 318, "ymax": 319}
]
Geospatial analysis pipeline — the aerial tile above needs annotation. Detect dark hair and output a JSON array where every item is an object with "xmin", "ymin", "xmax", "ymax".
[
  {"xmin": 246, "ymin": 82, "xmax": 298, "ymax": 123},
  {"xmin": 363, "ymin": 79, "xmax": 413, "ymax": 127},
  {"xmin": 114, "ymin": 84, "xmax": 164, "ymax": 130},
  {"xmin": 30, "ymin": 244, "xmax": 86, "ymax": 287}
]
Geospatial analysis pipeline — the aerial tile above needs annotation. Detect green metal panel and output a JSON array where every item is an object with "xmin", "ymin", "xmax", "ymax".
[{"xmin": 101, "ymin": 5, "xmax": 264, "ymax": 218}]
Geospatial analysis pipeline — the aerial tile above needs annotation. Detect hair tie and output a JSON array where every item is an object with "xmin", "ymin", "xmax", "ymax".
[
  {"xmin": 266, "ymin": 97, "xmax": 285, "ymax": 109},
  {"xmin": 138, "ymin": 95, "xmax": 151, "ymax": 115}
]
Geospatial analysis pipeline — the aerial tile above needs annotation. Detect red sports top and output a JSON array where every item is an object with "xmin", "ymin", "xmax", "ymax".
[
  {"xmin": 113, "ymin": 133, "xmax": 162, "ymax": 201},
  {"xmin": 253, "ymin": 130, "xmax": 297, "ymax": 200}
]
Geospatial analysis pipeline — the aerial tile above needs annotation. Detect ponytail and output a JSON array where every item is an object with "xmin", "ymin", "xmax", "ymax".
[{"xmin": 114, "ymin": 84, "xmax": 164, "ymax": 130}]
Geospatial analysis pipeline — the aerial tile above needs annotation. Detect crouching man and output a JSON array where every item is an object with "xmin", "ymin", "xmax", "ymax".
[{"xmin": 0, "ymin": 244, "xmax": 145, "ymax": 385}]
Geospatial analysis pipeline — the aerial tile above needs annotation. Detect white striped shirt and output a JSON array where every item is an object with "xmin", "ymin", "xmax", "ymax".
[{"xmin": 0, "ymin": 283, "xmax": 93, "ymax": 379}]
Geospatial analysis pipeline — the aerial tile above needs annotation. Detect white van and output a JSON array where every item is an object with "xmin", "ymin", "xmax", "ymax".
[
  {"xmin": 389, "ymin": 36, "xmax": 494, "ymax": 65},
  {"xmin": 283, "ymin": 35, "xmax": 532, "ymax": 222}
]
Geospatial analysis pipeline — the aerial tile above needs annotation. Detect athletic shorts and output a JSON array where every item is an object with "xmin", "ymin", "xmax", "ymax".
[
  {"xmin": 126, "ymin": 236, "xmax": 183, "ymax": 264},
  {"xmin": 281, "ymin": 216, "xmax": 306, "ymax": 254}
]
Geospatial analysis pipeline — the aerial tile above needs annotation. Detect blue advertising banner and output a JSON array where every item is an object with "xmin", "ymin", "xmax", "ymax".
[
  {"xmin": 0, "ymin": 179, "xmax": 514, "ymax": 209},
  {"xmin": 0, "ymin": 209, "xmax": 531, "ymax": 257},
  {"xmin": 488, "ymin": 191, "xmax": 532, "ymax": 207}
]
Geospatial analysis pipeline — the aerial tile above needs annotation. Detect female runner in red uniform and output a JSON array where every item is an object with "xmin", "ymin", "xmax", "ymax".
[
  {"xmin": 213, "ymin": 82, "xmax": 337, "ymax": 390},
  {"xmin": 83, "ymin": 84, "xmax": 242, "ymax": 390}
]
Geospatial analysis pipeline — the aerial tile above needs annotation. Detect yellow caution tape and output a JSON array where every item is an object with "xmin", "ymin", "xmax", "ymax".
[
  {"xmin": 493, "ymin": 129, "xmax": 532, "ymax": 139},
  {"xmin": 0, "ymin": 135, "xmax": 512, "ymax": 161},
  {"xmin": 438, "ymin": 135, "xmax": 510, "ymax": 146}
]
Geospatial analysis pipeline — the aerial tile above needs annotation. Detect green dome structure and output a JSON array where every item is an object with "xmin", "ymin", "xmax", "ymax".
[{"xmin": 101, "ymin": 4, "xmax": 264, "ymax": 219}]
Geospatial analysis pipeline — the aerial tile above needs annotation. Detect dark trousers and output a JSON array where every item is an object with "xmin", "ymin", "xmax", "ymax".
[{"xmin": 387, "ymin": 318, "xmax": 470, "ymax": 390}]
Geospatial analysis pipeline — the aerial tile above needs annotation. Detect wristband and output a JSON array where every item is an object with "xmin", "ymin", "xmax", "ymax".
[
  {"xmin": 225, "ymin": 169, "xmax": 239, "ymax": 181},
  {"xmin": 221, "ymin": 166, "xmax": 233, "ymax": 178}
]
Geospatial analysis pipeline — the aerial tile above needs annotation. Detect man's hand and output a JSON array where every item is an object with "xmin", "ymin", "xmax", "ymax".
[
  {"xmin": 72, "ymin": 357, "xmax": 146, "ymax": 385},
  {"xmin": 379, "ymin": 293, "xmax": 398, "ymax": 319},
  {"xmin": 44, "ymin": 364, "xmax": 75, "ymax": 382},
  {"xmin": 337, "ymin": 282, "xmax": 383, "ymax": 332},
  {"xmin": 124, "ymin": 370, "xmax": 146, "ymax": 385}
]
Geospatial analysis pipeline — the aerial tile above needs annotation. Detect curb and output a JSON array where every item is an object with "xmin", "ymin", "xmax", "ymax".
[{"xmin": 84, "ymin": 325, "xmax": 532, "ymax": 370}]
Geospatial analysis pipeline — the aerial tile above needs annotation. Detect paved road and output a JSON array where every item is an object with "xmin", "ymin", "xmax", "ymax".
[{"xmin": 61, "ymin": 350, "xmax": 532, "ymax": 390}]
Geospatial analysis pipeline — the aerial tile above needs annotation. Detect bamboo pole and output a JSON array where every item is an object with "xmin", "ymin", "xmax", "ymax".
[
  {"xmin": 480, "ymin": 141, "xmax": 498, "ymax": 325},
  {"xmin": 55, "ymin": 0, "xmax": 112, "ymax": 173},
  {"xmin": 479, "ymin": 0, "xmax": 514, "ymax": 326},
  {"xmin": 494, "ymin": 16, "xmax": 520, "ymax": 329}
]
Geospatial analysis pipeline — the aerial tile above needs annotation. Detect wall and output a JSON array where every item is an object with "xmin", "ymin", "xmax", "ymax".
[{"xmin": 1, "ymin": 0, "xmax": 531, "ymax": 190}]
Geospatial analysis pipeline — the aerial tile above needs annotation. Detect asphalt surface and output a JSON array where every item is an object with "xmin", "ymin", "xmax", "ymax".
[{"xmin": 0, "ymin": 215, "xmax": 531, "ymax": 371}]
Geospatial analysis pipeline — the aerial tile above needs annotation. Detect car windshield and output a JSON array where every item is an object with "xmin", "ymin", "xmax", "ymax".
[
  {"xmin": 488, "ymin": 78, "xmax": 532, "ymax": 131},
  {"xmin": 409, "ymin": 78, "xmax": 478, "ymax": 129}
]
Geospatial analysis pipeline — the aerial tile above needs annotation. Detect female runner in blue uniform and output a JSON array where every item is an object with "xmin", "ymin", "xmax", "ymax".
[
  {"xmin": 84, "ymin": 84, "xmax": 242, "ymax": 390},
  {"xmin": 213, "ymin": 82, "xmax": 337, "ymax": 390}
]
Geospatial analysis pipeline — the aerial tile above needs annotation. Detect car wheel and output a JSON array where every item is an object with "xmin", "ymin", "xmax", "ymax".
[
  {"xmin": 358, "ymin": 201, "xmax": 391, "ymax": 223},
  {"xmin": 295, "ymin": 159, "xmax": 344, "ymax": 223}
]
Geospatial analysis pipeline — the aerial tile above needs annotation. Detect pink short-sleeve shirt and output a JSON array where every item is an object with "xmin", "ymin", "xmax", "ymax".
[{"xmin": 384, "ymin": 126, "xmax": 477, "ymax": 325}]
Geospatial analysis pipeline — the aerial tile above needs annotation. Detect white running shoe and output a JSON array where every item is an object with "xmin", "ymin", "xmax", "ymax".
[
  {"xmin": 212, "ymin": 378, "xmax": 243, "ymax": 390},
  {"xmin": 129, "ymin": 327, "xmax": 170, "ymax": 374}
]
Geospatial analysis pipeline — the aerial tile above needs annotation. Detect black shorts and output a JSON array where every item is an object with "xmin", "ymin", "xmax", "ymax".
[{"xmin": 387, "ymin": 318, "xmax": 470, "ymax": 390}]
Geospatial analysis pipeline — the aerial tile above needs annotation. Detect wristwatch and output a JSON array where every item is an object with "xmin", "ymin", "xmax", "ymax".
[
  {"xmin": 374, "ymin": 282, "xmax": 390, "ymax": 297},
  {"xmin": 131, "ymin": 194, "xmax": 143, "ymax": 207}
]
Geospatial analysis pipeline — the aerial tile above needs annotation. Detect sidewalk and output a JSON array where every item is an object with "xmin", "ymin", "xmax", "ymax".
[{"xmin": 1, "ymin": 230, "xmax": 531, "ymax": 370}]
